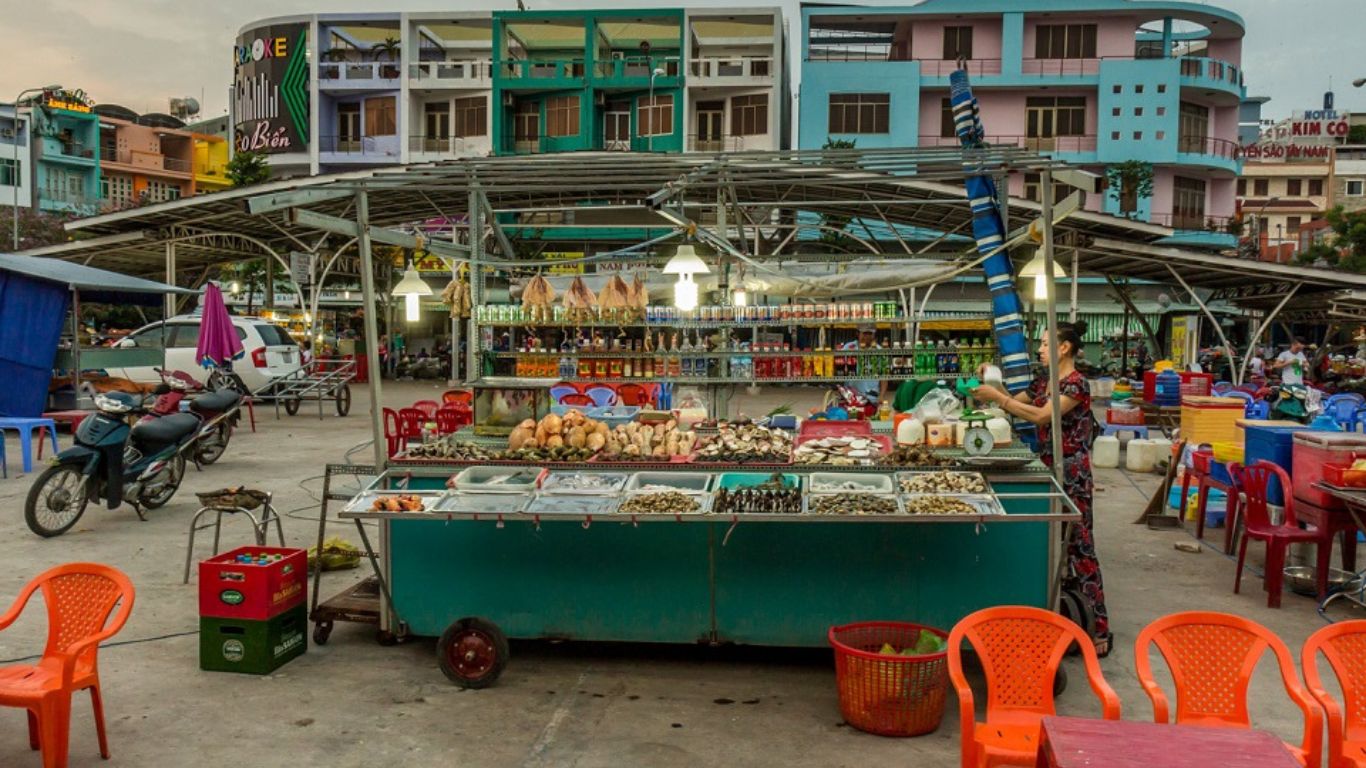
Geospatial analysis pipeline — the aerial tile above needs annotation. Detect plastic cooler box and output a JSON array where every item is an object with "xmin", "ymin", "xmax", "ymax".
[
  {"xmin": 1292, "ymin": 431, "xmax": 1366, "ymax": 510},
  {"xmin": 1180, "ymin": 397, "xmax": 1246, "ymax": 446},
  {"xmin": 199, "ymin": 604, "xmax": 307, "ymax": 675},
  {"xmin": 199, "ymin": 546, "xmax": 307, "ymax": 621},
  {"xmin": 1240, "ymin": 420, "xmax": 1307, "ymax": 504}
]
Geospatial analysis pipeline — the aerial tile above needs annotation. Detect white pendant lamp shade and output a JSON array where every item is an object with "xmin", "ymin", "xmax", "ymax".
[
  {"xmin": 393, "ymin": 265, "xmax": 433, "ymax": 297},
  {"xmin": 663, "ymin": 244, "xmax": 710, "ymax": 276},
  {"xmin": 1019, "ymin": 247, "xmax": 1067, "ymax": 301}
]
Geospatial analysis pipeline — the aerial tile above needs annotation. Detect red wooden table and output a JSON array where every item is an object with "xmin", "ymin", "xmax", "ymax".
[{"xmin": 1036, "ymin": 716, "xmax": 1300, "ymax": 768}]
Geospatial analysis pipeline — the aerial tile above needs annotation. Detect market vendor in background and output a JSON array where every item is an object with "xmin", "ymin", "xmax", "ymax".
[
  {"xmin": 970, "ymin": 320, "xmax": 1110, "ymax": 656},
  {"xmin": 841, "ymin": 324, "xmax": 886, "ymax": 415},
  {"xmin": 1273, "ymin": 337, "xmax": 1309, "ymax": 386}
]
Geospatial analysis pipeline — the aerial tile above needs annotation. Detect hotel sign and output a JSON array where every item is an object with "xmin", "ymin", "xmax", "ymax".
[{"xmin": 233, "ymin": 23, "xmax": 310, "ymax": 154}]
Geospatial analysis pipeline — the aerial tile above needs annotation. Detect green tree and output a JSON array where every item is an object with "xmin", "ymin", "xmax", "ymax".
[
  {"xmin": 1105, "ymin": 160, "xmax": 1155, "ymax": 217},
  {"xmin": 226, "ymin": 151, "xmax": 271, "ymax": 187},
  {"xmin": 371, "ymin": 37, "xmax": 401, "ymax": 61},
  {"xmin": 1, "ymin": 206, "xmax": 75, "ymax": 251},
  {"xmin": 1296, "ymin": 207, "xmax": 1366, "ymax": 272},
  {"xmin": 1348, "ymin": 124, "xmax": 1366, "ymax": 144}
]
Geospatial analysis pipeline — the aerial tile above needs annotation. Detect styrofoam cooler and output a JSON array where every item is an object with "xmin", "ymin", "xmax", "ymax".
[
  {"xmin": 1292, "ymin": 431, "xmax": 1366, "ymax": 509},
  {"xmin": 1240, "ymin": 419, "xmax": 1308, "ymax": 505},
  {"xmin": 1180, "ymin": 397, "xmax": 1247, "ymax": 446}
]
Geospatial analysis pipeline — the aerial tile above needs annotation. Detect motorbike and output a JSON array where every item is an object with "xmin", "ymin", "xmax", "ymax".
[
  {"xmin": 1257, "ymin": 383, "xmax": 1315, "ymax": 424},
  {"xmin": 151, "ymin": 369, "xmax": 243, "ymax": 465},
  {"xmin": 24, "ymin": 388, "xmax": 202, "ymax": 537}
]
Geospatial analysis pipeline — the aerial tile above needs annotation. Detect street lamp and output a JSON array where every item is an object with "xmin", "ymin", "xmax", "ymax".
[
  {"xmin": 11, "ymin": 84, "xmax": 60, "ymax": 251},
  {"xmin": 647, "ymin": 66, "xmax": 666, "ymax": 152}
]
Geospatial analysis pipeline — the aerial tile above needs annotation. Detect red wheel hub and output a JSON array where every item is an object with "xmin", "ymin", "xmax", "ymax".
[{"xmin": 448, "ymin": 629, "xmax": 497, "ymax": 680}]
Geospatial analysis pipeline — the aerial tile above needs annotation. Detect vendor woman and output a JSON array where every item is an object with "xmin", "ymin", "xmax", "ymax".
[{"xmin": 971, "ymin": 320, "xmax": 1110, "ymax": 656}]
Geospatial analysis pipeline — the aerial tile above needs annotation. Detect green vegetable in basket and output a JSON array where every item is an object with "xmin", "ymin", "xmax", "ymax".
[{"xmin": 910, "ymin": 629, "xmax": 945, "ymax": 655}]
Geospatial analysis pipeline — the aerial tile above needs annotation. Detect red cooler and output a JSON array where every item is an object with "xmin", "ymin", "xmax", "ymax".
[{"xmin": 1292, "ymin": 431, "xmax": 1366, "ymax": 509}]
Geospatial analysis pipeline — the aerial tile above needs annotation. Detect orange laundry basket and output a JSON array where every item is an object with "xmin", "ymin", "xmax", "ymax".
[{"xmin": 828, "ymin": 621, "xmax": 949, "ymax": 737}]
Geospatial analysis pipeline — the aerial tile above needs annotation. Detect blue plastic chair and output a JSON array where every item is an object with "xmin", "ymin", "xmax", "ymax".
[
  {"xmin": 1211, "ymin": 382, "xmax": 1234, "ymax": 396},
  {"xmin": 584, "ymin": 385, "xmax": 618, "ymax": 407},
  {"xmin": 549, "ymin": 383, "xmax": 580, "ymax": 403},
  {"xmin": 1246, "ymin": 400, "xmax": 1271, "ymax": 420},
  {"xmin": 1325, "ymin": 393, "xmax": 1365, "ymax": 429},
  {"xmin": 1352, "ymin": 407, "xmax": 1366, "ymax": 434}
]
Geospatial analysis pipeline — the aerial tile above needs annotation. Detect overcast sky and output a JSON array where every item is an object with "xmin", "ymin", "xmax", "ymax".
[{"xmin": 1, "ymin": 0, "xmax": 1361, "ymax": 124}]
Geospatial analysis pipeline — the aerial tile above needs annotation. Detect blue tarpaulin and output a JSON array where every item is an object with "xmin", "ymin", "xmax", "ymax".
[{"xmin": 0, "ymin": 270, "xmax": 69, "ymax": 417}]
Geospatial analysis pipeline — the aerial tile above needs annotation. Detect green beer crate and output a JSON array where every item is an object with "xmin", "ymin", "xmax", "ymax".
[{"xmin": 200, "ymin": 604, "xmax": 307, "ymax": 675}]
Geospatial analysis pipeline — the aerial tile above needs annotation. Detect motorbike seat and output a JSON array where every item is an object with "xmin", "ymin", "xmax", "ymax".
[
  {"xmin": 190, "ymin": 389, "xmax": 241, "ymax": 414},
  {"xmin": 131, "ymin": 413, "xmax": 200, "ymax": 448}
]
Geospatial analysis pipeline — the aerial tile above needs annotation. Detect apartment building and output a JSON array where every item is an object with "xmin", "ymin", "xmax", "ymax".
[
  {"xmin": 235, "ymin": 9, "xmax": 786, "ymax": 176},
  {"xmin": 799, "ymin": 0, "xmax": 1247, "ymax": 247},
  {"xmin": 94, "ymin": 105, "xmax": 196, "ymax": 210},
  {"xmin": 0, "ymin": 105, "xmax": 32, "ymax": 210},
  {"xmin": 29, "ymin": 95, "xmax": 102, "ymax": 216}
]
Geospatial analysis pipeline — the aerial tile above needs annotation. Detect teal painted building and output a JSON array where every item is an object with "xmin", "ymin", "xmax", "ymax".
[
  {"xmin": 491, "ymin": 9, "xmax": 686, "ymax": 155},
  {"xmin": 30, "ymin": 103, "xmax": 101, "ymax": 215},
  {"xmin": 800, "ymin": 0, "xmax": 1247, "ymax": 248}
]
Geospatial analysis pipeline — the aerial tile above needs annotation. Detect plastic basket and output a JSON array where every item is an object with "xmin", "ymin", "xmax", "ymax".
[
  {"xmin": 1107, "ymin": 406, "xmax": 1144, "ymax": 426},
  {"xmin": 828, "ymin": 621, "xmax": 949, "ymax": 737},
  {"xmin": 1211, "ymin": 441, "xmax": 1244, "ymax": 465},
  {"xmin": 1325, "ymin": 464, "xmax": 1366, "ymax": 488}
]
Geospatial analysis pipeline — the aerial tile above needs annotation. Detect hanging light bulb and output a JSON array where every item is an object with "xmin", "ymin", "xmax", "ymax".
[
  {"xmin": 405, "ymin": 293, "xmax": 421, "ymax": 322},
  {"xmin": 392, "ymin": 255, "xmax": 433, "ymax": 324},
  {"xmin": 1033, "ymin": 273, "xmax": 1049, "ymax": 301},
  {"xmin": 1017, "ymin": 246, "xmax": 1068, "ymax": 302},
  {"xmin": 229, "ymin": 281, "xmax": 240, "ymax": 294},
  {"xmin": 343, "ymin": 289, "xmax": 351, "ymax": 300},
  {"xmin": 674, "ymin": 275, "xmax": 699, "ymax": 312},
  {"xmin": 732, "ymin": 286, "xmax": 748, "ymax": 307}
]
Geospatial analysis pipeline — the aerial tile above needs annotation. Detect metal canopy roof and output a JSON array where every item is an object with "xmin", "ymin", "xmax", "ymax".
[
  {"xmin": 42, "ymin": 146, "xmax": 1366, "ymax": 311},
  {"xmin": 0, "ymin": 251, "xmax": 193, "ymax": 305}
]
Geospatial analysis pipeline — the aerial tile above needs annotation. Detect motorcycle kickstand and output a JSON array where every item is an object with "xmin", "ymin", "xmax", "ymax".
[{"xmin": 132, "ymin": 503, "xmax": 148, "ymax": 522}]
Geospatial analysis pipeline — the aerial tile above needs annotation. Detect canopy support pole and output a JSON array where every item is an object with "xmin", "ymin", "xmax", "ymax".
[
  {"xmin": 467, "ymin": 188, "xmax": 483, "ymax": 384},
  {"xmin": 1166, "ymin": 264, "xmax": 1236, "ymax": 382},
  {"xmin": 1104, "ymin": 275, "xmax": 1163, "ymax": 357},
  {"xmin": 355, "ymin": 189, "xmax": 385, "ymax": 470},
  {"xmin": 1241, "ymin": 284, "xmax": 1299, "ymax": 385},
  {"xmin": 1042, "ymin": 171, "xmax": 1064, "ymax": 613},
  {"xmin": 1069, "ymin": 247, "xmax": 1079, "ymax": 323},
  {"xmin": 164, "ymin": 242, "xmax": 176, "ymax": 318}
]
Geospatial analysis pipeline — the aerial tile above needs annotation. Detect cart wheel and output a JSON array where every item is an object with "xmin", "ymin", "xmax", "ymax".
[
  {"xmin": 1058, "ymin": 587, "xmax": 1096, "ymax": 656},
  {"xmin": 335, "ymin": 384, "xmax": 352, "ymax": 416},
  {"xmin": 1053, "ymin": 665, "xmax": 1069, "ymax": 696},
  {"xmin": 376, "ymin": 629, "xmax": 400, "ymax": 647},
  {"xmin": 313, "ymin": 622, "xmax": 333, "ymax": 645},
  {"xmin": 285, "ymin": 397, "xmax": 302, "ymax": 416},
  {"xmin": 437, "ymin": 617, "xmax": 508, "ymax": 689}
]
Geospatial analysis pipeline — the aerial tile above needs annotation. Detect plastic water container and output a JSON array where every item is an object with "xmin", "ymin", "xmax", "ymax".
[
  {"xmin": 1094, "ymin": 435, "xmax": 1120, "ymax": 468},
  {"xmin": 1126, "ymin": 438, "xmax": 1156, "ymax": 472},
  {"xmin": 1153, "ymin": 370, "xmax": 1182, "ymax": 406},
  {"xmin": 1150, "ymin": 437, "xmax": 1173, "ymax": 461}
]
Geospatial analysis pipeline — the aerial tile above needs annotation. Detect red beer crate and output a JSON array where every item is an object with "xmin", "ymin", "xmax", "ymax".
[{"xmin": 199, "ymin": 546, "xmax": 306, "ymax": 621}]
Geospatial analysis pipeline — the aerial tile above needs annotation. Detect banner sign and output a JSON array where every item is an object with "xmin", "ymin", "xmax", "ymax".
[
  {"xmin": 233, "ymin": 23, "xmax": 310, "ymax": 154},
  {"xmin": 289, "ymin": 251, "xmax": 314, "ymax": 286}
]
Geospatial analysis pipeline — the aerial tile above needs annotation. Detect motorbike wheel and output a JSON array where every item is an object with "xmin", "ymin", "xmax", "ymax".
[
  {"xmin": 141, "ymin": 455, "xmax": 186, "ymax": 509},
  {"xmin": 25, "ymin": 464, "xmax": 91, "ymax": 538},
  {"xmin": 196, "ymin": 423, "xmax": 232, "ymax": 465}
]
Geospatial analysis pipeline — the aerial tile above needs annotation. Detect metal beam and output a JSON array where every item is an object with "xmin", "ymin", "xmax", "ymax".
[
  {"xmin": 287, "ymin": 208, "xmax": 471, "ymax": 258},
  {"xmin": 1241, "ymin": 284, "xmax": 1300, "ymax": 385},
  {"xmin": 246, "ymin": 188, "xmax": 355, "ymax": 215},
  {"xmin": 1166, "ymin": 264, "xmax": 1238, "ymax": 384}
]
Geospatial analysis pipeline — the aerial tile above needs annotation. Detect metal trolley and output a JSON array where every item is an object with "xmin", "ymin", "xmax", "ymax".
[{"xmin": 258, "ymin": 358, "xmax": 355, "ymax": 418}]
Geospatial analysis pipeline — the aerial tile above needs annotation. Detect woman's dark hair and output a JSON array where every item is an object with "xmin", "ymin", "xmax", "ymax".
[{"xmin": 1056, "ymin": 320, "xmax": 1088, "ymax": 355}]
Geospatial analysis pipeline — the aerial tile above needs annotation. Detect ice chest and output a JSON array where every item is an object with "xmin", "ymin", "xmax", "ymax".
[
  {"xmin": 199, "ymin": 604, "xmax": 307, "ymax": 675},
  {"xmin": 1180, "ymin": 397, "xmax": 1246, "ymax": 446},
  {"xmin": 1293, "ymin": 431, "xmax": 1366, "ymax": 509},
  {"xmin": 1240, "ymin": 420, "xmax": 1308, "ymax": 504},
  {"xmin": 199, "ymin": 546, "xmax": 306, "ymax": 621}
]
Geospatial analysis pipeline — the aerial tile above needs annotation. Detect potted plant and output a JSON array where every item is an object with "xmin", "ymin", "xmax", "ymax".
[{"xmin": 1105, "ymin": 160, "xmax": 1154, "ymax": 218}]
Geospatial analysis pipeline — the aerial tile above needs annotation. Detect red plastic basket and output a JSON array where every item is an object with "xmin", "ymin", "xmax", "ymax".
[
  {"xmin": 1191, "ymin": 449, "xmax": 1214, "ymax": 474},
  {"xmin": 828, "ymin": 621, "xmax": 949, "ymax": 737},
  {"xmin": 1107, "ymin": 406, "xmax": 1145, "ymax": 426}
]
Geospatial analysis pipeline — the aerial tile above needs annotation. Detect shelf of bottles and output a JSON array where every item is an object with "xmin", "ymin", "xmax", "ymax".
[{"xmin": 474, "ymin": 301, "xmax": 923, "ymax": 328}]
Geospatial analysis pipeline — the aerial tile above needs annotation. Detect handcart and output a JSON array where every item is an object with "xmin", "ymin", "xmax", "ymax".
[{"xmin": 259, "ymin": 358, "xmax": 355, "ymax": 419}]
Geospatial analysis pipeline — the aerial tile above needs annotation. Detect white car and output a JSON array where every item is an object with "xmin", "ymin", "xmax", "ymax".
[{"xmin": 110, "ymin": 315, "xmax": 302, "ymax": 394}]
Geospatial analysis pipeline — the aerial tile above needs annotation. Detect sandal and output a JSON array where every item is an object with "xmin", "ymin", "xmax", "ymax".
[{"xmin": 1094, "ymin": 632, "xmax": 1114, "ymax": 659}]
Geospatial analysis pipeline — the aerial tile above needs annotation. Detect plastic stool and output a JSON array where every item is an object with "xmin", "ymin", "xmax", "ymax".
[
  {"xmin": 0, "ymin": 417, "xmax": 59, "ymax": 473},
  {"xmin": 1102, "ymin": 423, "xmax": 1149, "ymax": 440},
  {"xmin": 183, "ymin": 490, "xmax": 285, "ymax": 583}
]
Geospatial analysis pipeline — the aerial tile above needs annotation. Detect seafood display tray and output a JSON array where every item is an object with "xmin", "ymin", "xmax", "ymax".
[
  {"xmin": 523, "ymin": 494, "xmax": 619, "ymax": 516},
  {"xmin": 626, "ymin": 471, "xmax": 715, "ymax": 493},
  {"xmin": 896, "ymin": 470, "xmax": 990, "ymax": 495},
  {"xmin": 806, "ymin": 472, "xmax": 895, "ymax": 494},
  {"xmin": 343, "ymin": 490, "xmax": 443, "ymax": 514},
  {"xmin": 539, "ymin": 471, "xmax": 629, "ymax": 495},
  {"xmin": 617, "ymin": 490, "xmax": 713, "ymax": 516},
  {"xmin": 900, "ymin": 494, "xmax": 1005, "ymax": 516},
  {"xmin": 450, "ymin": 466, "xmax": 546, "ymax": 493},
  {"xmin": 434, "ymin": 492, "xmax": 530, "ymax": 515},
  {"xmin": 803, "ymin": 492, "xmax": 905, "ymax": 517}
]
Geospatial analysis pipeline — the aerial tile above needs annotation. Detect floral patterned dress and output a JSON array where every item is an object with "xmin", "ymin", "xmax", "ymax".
[{"xmin": 1028, "ymin": 369, "xmax": 1108, "ymax": 640}]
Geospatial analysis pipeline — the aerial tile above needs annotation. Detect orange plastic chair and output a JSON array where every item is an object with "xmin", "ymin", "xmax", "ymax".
[
  {"xmin": 947, "ymin": 606, "xmax": 1120, "ymax": 768},
  {"xmin": 1302, "ymin": 620, "xmax": 1366, "ymax": 768},
  {"xmin": 1135, "ymin": 611, "xmax": 1322, "ymax": 767},
  {"xmin": 0, "ymin": 563, "xmax": 135, "ymax": 768},
  {"xmin": 441, "ymin": 390, "xmax": 473, "ymax": 406}
]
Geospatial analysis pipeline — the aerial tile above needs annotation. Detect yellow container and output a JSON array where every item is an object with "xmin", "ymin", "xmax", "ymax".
[
  {"xmin": 1211, "ymin": 441, "xmax": 1244, "ymax": 464},
  {"xmin": 1181, "ymin": 396, "xmax": 1245, "ymax": 446}
]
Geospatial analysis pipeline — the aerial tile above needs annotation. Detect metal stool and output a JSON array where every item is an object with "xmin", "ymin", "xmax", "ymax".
[{"xmin": 183, "ymin": 489, "xmax": 286, "ymax": 583}]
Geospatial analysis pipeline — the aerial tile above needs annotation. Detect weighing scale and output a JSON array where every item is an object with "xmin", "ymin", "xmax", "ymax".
[{"xmin": 955, "ymin": 377, "xmax": 995, "ymax": 457}]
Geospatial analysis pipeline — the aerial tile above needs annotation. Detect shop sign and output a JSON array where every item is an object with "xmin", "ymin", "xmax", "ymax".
[
  {"xmin": 42, "ymin": 89, "xmax": 94, "ymax": 114},
  {"xmin": 546, "ymin": 251, "xmax": 585, "ymax": 275},
  {"xmin": 1241, "ymin": 143, "xmax": 1332, "ymax": 161},
  {"xmin": 233, "ymin": 23, "xmax": 310, "ymax": 154},
  {"xmin": 289, "ymin": 251, "xmax": 313, "ymax": 286}
]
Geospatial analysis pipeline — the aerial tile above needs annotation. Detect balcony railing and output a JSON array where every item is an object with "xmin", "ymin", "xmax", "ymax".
[
  {"xmin": 1179, "ymin": 56, "xmax": 1244, "ymax": 89},
  {"xmin": 919, "ymin": 59, "xmax": 1003, "ymax": 77},
  {"xmin": 593, "ymin": 56, "xmax": 679, "ymax": 80},
  {"xmin": 687, "ymin": 133, "xmax": 746, "ymax": 153},
  {"xmin": 163, "ymin": 156, "xmax": 192, "ymax": 173},
  {"xmin": 317, "ymin": 134, "xmax": 401, "ymax": 158},
  {"xmin": 318, "ymin": 61, "xmax": 402, "ymax": 84},
  {"xmin": 409, "ymin": 60, "xmax": 492, "ymax": 84},
  {"xmin": 918, "ymin": 134, "xmax": 1097, "ymax": 153},
  {"xmin": 1147, "ymin": 212, "xmax": 1239, "ymax": 235},
  {"xmin": 1020, "ymin": 58, "xmax": 1101, "ymax": 76},
  {"xmin": 500, "ymin": 59, "xmax": 585, "ymax": 81},
  {"xmin": 407, "ymin": 134, "xmax": 482, "ymax": 155},
  {"xmin": 1177, "ymin": 134, "xmax": 1242, "ymax": 161},
  {"xmin": 49, "ymin": 139, "xmax": 95, "ymax": 160},
  {"xmin": 688, "ymin": 56, "xmax": 773, "ymax": 80}
]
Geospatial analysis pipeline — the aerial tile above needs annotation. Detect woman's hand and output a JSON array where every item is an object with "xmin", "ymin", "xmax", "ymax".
[{"xmin": 972, "ymin": 384, "xmax": 1004, "ymax": 405}]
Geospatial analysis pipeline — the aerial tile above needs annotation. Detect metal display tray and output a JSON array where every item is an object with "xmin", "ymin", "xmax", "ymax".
[
  {"xmin": 807, "ymin": 472, "xmax": 896, "ymax": 494},
  {"xmin": 616, "ymin": 489, "xmax": 713, "ymax": 516},
  {"xmin": 449, "ymin": 466, "xmax": 546, "ymax": 493},
  {"xmin": 626, "ymin": 472, "xmax": 715, "ymax": 493},
  {"xmin": 343, "ymin": 490, "xmax": 443, "ymax": 514},
  {"xmin": 539, "ymin": 471, "xmax": 629, "ymax": 495},
  {"xmin": 434, "ymin": 492, "xmax": 530, "ymax": 515},
  {"xmin": 523, "ymin": 494, "xmax": 620, "ymax": 516},
  {"xmin": 900, "ymin": 493, "xmax": 1005, "ymax": 517},
  {"xmin": 895, "ymin": 470, "xmax": 990, "ymax": 495},
  {"xmin": 803, "ymin": 492, "xmax": 904, "ymax": 517}
]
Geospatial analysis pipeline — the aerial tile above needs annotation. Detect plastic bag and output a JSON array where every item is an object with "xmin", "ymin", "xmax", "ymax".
[
  {"xmin": 308, "ymin": 536, "xmax": 361, "ymax": 572},
  {"xmin": 913, "ymin": 386, "xmax": 962, "ymax": 424}
]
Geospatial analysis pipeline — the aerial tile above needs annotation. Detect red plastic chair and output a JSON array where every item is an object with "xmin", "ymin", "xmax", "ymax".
[
  {"xmin": 615, "ymin": 383, "xmax": 652, "ymax": 407},
  {"xmin": 441, "ymin": 390, "xmax": 473, "ymax": 406},
  {"xmin": 948, "ymin": 605, "xmax": 1120, "ymax": 768},
  {"xmin": 1181, "ymin": 447, "xmax": 1241, "ymax": 553},
  {"xmin": 411, "ymin": 399, "xmax": 440, "ymax": 419},
  {"xmin": 1135, "ymin": 611, "xmax": 1322, "ymax": 767},
  {"xmin": 558, "ymin": 393, "xmax": 595, "ymax": 407},
  {"xmin": 1303, "ymin": 620, "xmax": 1366, "ymax": 768},
  {"xmin": 435, "ymin": 408, "xmax": 463, "ymax": 435},
  {"xmin": 382, "ymin": 407, "xmax": 404, "ymax": 457},
  {"xmin": 1230, "ymin": 461, "xmax": 1336, "ymax": 607},
  {"xmin": 0, "ymin": 563, "xmax": 135, "ymax": 768},
  {"xmin": 397, "ymin": 408, "xmax": 426, "ymax": 442}
]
